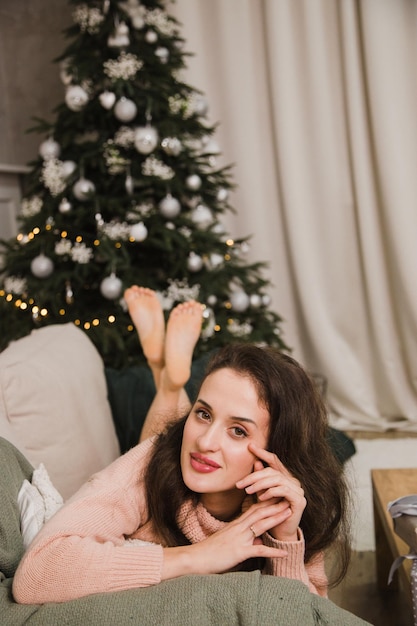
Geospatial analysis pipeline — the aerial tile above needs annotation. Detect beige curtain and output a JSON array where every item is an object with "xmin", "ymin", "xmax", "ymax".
[{"xmin": 170, "ymin": 0, "xmax": 417, "ymax": 431}]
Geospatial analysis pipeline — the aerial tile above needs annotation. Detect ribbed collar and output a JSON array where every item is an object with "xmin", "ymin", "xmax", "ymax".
[{"xmin": 177, "ymin": 496, "xmax": 254, "ymax": 544}]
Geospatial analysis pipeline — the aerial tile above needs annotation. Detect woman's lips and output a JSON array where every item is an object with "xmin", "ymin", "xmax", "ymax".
[{"xmin": 190, "ymin": 453, "xmax": 221, "ymax": 473}]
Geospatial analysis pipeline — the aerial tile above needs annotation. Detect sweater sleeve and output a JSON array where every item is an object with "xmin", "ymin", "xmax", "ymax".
[
  {"xmin": 13, "ymin": 439, "xmax": 164, "ymax": 604},
  {"xmin": 261, "ymin": 529, "xmax": 328, "ymax": 597}
]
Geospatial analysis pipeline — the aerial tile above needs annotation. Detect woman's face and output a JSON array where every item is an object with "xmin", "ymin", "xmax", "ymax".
[{"xmin": 180, "ymin": 367, "xmax": 270, "ymax": 520}]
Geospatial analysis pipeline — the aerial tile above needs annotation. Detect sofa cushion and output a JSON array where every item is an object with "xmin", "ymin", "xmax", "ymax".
[{"xmin": 0, "ymin": 324, "xmax": 120, "ymax": 500}]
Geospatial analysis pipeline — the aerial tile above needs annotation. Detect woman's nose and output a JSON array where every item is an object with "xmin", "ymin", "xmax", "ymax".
[{"xmin": 197, "ymin": 424, "xmax": 221, "ymax": 451}]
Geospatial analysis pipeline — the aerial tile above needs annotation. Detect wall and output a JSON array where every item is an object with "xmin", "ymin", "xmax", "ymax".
[
  {"xmin": 0, "ymin": 0, "xmax": 72, "ymax": 168},
  {"xmin": 0, "ymin": 0, "xmax": 71, "ymax": 239}
]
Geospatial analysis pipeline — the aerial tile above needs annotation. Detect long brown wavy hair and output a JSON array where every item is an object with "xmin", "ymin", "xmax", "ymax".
[{"xmin": 144, "ymin": 343, "xmax": 351, "ymax": 587}]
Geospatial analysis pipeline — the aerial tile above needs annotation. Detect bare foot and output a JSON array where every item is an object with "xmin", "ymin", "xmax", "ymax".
[
  {"xmin": 124, "ymin": 286, "xmax": 165, "ymax": 374},
  {"xmin": 164, "ymin": 301, "xmax": 204, "ymax": 390}
]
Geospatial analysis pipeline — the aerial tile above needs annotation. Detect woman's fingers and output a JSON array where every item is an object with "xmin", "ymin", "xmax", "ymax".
[
  {"xmin": 237, "ymin": 462, "xmax": 306, "ymax": 542},
  {"xmin": 235, "ymin": 445, "xmax": 307, "ymax": 542},
  {"xmin": 248, "ymin": 442, "xmax": 289, "ymax": 473},
  {"xmin": 239, "ymin": 500, "xmax": 292, "ymax": 529},
  {"xmin": 235, "ymin": 499, "xmax": 285, "ymax": 519},
  {"xmin": 238, "ymin": 444, "xmax": 303, "ymax": 499},
  {"xmin": 238, "ymin": 468, "xmax": 300, "ymax": 490},
  {"xmin": 237, "ymin": 466, "xmax": 302, "ymax": 496},
  {"xmin": 241, "ymin": 471, "xmax": 304, "ymax": 498},
  {"xmin": 253, "ymin": 459, "xmax": 264, "ymax": 472}
]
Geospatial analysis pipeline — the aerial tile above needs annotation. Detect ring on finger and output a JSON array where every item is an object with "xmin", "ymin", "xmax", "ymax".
[{"xmin": 249, "ymin": 525, "xmax": 257, "ymax": 539}]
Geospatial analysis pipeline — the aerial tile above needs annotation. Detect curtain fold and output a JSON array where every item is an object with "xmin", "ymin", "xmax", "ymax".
[{"xmin": 171, "ymin": 0, "xmax": 417, "ymax": 431}]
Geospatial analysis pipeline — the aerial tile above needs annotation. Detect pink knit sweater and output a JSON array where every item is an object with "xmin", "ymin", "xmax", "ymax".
[{"xmin": 13, "ymin": 438, "xmax": 328, "ymax": 604}]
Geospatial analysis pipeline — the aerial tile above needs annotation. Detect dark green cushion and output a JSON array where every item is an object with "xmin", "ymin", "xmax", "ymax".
[{"xmin": 326, "ymin": 427, "xmax": 356, "ymax": 465}]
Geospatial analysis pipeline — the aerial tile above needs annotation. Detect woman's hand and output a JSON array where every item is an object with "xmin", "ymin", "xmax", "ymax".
[
  {"xmin": 235, "ymin": 443, "xmax": 306, "ymax": 542},
  {"xmin": 162, "ymin": 500, "xmax": 289, "ymax": 580}
]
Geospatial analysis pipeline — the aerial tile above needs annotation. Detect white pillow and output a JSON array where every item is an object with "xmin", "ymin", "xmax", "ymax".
[
  {"xmin": 18, "ymin": 463, "xmax": 64, "ymax": 549},
  {"xmin": 17, "ymin": 480, "xmax": 45, "ymax": 549},
  {"xmin": 0, "ymin": 324, "xmax": 120, "ymax": 499}
]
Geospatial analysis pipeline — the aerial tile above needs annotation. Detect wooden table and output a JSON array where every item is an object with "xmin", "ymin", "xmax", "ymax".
[{"xmin": 371, "ymin": 468, "xmax": 417, "ymax": 604}]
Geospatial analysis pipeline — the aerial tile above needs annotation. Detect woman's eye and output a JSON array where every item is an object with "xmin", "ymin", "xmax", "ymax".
[
  {"xmin": 231, "ymin": 426, "xmax": 248, "ymax": 438},
  {"xmin": 195, "ymin": 408, "xmax": 210, "ymax": 421}
]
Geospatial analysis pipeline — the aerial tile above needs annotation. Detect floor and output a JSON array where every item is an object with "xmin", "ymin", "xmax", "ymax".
[
  {"xmin": 328, "ymin": 430, "xmax": 417, "ymax": 625},
  {"xmin": 328, "ymin": 550, "xmax": 413, "ymax": 625}
]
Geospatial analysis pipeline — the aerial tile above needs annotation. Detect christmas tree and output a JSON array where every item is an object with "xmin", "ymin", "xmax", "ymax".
[{"xmin": 0, "ymin": 0, "xmax": 289, "ymax": 369}]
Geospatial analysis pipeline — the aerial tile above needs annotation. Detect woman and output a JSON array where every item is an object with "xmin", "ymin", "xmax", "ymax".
[{"xmin": 13, "ymin": 288, "xmax": 350, "ymax": 604}]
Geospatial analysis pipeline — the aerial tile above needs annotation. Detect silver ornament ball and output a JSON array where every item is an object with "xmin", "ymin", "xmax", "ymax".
[
  {"xmin": 203, "ymin": 137, "xmax": 221, "ymax": 155},
  {"xmin": 240, "ymin": 241, "xmax": 251, "ymax": 255},
  {"xmin": 194, "ymin": 95, "xmax": 209, "ymax": 117},
  {"xmin": 39, "ymin": 138, "xmax": 61, "ymax": 160},
  {"xmin": 201, "ymin": 307, "xmax": 216, "ymax": 339},
  {"xmin": 132, "ymin": 13, "xmax": 145, "ymax": 29},
  {"xmin": 108, "ymin": 21, "xmax": 130, "ymax": 47},
  {"xmin": 161, "ymin": 137, "xmax": 182, "ymax": 156},
  {"xmin": 134, "ymin": 125, "xmax": 159, "ymax": 154},
  {"xmin": 59, "ymin": 198, "xmax": 72, "ymax": 214},
  {"xmin": 73, "ymin": 177, "xmax": 95, "ymax": 201},
  {"xmin": 155, "ymin": 47, "xmax": 169, "ymax": 63},
  {"xmin": 187, "ymin": 252, "xmax": 204, "ymax": 272},
  {"xmin": 117, "ymin": 21, "xmax": 129, "ymax": 35},
  {"xmin": 212, "ymin": 222, "xmax": 226, "ymax": 235},
  {"xmin": 65, "ymin": 85, "xmax": 89, "ymax": 112},
  {"xmin": 249, "ymin": 294, "xmax": 262, "ymax": 308},
  {"xmin": 186, "ymin": 174, "xmax": 202, "ymax": 191},
  {"xmin": 191, "ymin": 204, "xmax": 213, "ymax": 229},
  {"xmin": 114, "ymin": 98, "xmax": 137, "ymax": 122},
  {"xmin": 31, "ymin": 254, "xmax": 54, "ymax": 279},
  {"xmin": 130, "ymin": 222, "xmax": 148, "ymax": 242},
  {"xmin": 216, "ymin": 187, "xmax": 229, "ymax": 202},
  {"xmin": 208, "ymin": 253, "xmax": 224, "ymax": 268},
  {"xmin": 158, "ymin": 194, "xmax": 181, "ymax": 219},
  {"xmin": 100, "ymin": 273, "xmax": 122, "ymax": 300},
  {"xmin": 207, "ymin": 295, "xmax": 217, "ymax": 306},
  {"xmin": 230, "ymin": 290, "xmax": 250, "ymax": 312},
  {"xmin": 145, "ymin": 30, "xmax": 158, "ymax": 43},
  {"xmin": 62, "ymin": 160, "xmax": 76, "ymax": 178}
]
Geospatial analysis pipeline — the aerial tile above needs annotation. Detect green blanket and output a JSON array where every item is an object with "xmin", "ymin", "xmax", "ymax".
[{"xmin": 0, "ymin": 437, "xmax": 369, "ymax": 625}]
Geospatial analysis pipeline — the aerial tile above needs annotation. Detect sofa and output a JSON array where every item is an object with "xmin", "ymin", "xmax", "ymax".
[{"xmin": 0, "ymin": 323, "xmax": 366, "ymax": 625}]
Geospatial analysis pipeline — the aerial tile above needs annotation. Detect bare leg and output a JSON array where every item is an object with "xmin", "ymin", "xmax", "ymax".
[
  {"xmin": 139, "ymin": 301, "xmax": 204, "ymax": 442},
  {"xmin": 124, "ymin": 286, "xmax": 165, "ymax": 389}
]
